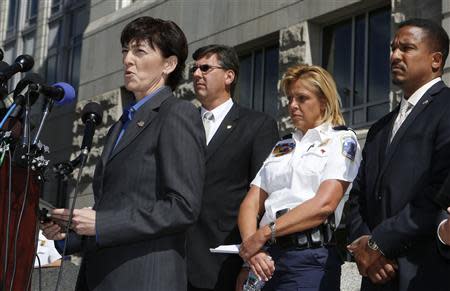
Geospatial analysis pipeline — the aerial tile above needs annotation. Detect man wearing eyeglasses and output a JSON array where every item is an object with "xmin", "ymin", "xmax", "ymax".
[{"xmin": 186, "ymin": 45, "xmax": 279, "ymax": 291}]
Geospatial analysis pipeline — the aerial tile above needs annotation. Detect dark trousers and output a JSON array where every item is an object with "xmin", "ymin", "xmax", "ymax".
[{"xmin": 263, "ymin": 246, "xmax": 342, "ymax": 291}]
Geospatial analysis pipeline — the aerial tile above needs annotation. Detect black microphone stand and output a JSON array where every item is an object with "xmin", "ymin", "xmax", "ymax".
[{"xmin": 52, "ymin": 155, "xmax": 82, "ymax": 208}]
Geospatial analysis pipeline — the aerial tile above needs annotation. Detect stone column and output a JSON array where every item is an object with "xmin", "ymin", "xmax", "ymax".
[{"xmin": 278, "ymin": 21, "xmax": 313, "ymax": 136}]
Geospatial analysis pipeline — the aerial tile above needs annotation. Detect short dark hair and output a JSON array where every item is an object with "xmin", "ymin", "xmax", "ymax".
[
  {"xmin": 399, "ymin": 18, "xmax": 449, "ymax": 71},
  {"xmin": 121, "ymin": 16, "xmax": 188, "ymax": 90},
  {"xmin": 192, "ymin": 45, "xmax": 240, "ymax": 94}
]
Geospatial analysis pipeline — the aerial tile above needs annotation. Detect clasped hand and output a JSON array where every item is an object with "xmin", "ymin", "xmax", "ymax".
[
  {"xmin": 347, "ymin": 235, "xmax": 398, "ymax": 284},
  {"xmin": 41, "ymin": 207, "xmax": 96, "ymax": 240},
  {"xmin": 239, "ymin": 228, "xmax": 275, "ymax": 283}
]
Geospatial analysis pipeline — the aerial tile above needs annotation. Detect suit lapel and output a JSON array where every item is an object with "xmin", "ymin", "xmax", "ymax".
[
  {"xmin": 101, "ymin": 121, "xmax": 123, "ymax": 166},
  {"xmin": 108, "ymin": 87, "xmax": 172, "ymax": 161},
  {"xmin": 206, "ymin": 103, "xmax": 239, "ymax": 161},
  {"xmin": 379, "ymin": 109, "xmax": 397, "ymax": 161},
  {"xmin": 381, "ymin": 81, "xmax": 445, "ymax": 174}
]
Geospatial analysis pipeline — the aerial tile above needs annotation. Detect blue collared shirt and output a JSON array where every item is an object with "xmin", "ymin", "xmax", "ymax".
[{"xmin": 113, "ymin": 86, "xmax": 166, "ymax": 150}]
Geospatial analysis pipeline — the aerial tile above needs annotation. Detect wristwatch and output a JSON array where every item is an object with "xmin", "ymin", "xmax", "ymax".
[
  {"xmin": 367, "ymin": 236, "xmax": 383, "ymax": 254},
  {"xmin": 269, "ymin": 221, "xmax": 276, "ymax": 244}
]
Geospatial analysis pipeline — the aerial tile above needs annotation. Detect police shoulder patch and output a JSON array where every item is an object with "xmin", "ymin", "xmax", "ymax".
[
  {"xmin": 341, "ymin": 135, "xmax": 357, "ymax": 161},
  {"xmin": 272, "ymin": 138, "xmax": 295, "ymax": 157}
]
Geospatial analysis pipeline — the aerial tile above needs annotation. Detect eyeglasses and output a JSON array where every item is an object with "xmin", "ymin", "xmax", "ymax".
[{"xmin": 190, "ymin": 64, "xmax": 224, "ymax": 74}]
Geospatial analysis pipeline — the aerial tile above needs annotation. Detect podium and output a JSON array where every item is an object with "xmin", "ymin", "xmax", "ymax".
[{"xmin": 0, "ymin": 157, "xmax": 41, "ymax": 291}]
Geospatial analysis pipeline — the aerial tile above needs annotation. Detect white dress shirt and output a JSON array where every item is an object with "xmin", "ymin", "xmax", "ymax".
[
  {"xmin": 391, "ymin": 77, "xmax": 441, "ymax": 141},
  {"xmin": 200, "ymin": 98, "xmax": 234, "ymax": 145}
]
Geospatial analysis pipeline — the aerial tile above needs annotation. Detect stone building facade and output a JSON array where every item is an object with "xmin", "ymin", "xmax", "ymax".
[{"xmin": 0, "ymin": 0, "xmax": 449, "ymax": 207}]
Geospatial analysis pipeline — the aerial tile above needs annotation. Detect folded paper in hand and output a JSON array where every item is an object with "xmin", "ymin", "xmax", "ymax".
[{"xmin": 209, "ymin": 244, "xmax": 240, "ymax": 254}]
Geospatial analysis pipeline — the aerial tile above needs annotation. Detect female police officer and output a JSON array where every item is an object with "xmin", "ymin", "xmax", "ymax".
[{"xmin": 237, "ymin": 64, "xmax": 361, "ymax": 291}]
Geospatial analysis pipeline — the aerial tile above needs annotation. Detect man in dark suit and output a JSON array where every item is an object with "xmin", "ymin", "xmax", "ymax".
[
  {"xmin": 347, "ymin": 18, "xmax": 450, "ymax": 290},
  {"xmin": 43, "ymin": 17, "xmax": 205, "ymax": 290},
  {"xmin": 186, "ymin": 45, "xmax": 279, "ymax": 291}
]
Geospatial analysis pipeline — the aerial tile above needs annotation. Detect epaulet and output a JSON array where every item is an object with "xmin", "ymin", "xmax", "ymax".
[
  {"xmin": 333, "ymin": 125, "xmax": 355, "ymax": 134},
  {"xmin": 281, "ymin": 133, "xmax": 292, "ymax": 140}
]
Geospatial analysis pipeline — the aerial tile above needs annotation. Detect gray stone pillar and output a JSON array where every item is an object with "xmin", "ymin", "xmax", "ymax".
[{"xmin": 278, "ymin": 21, "xmax": 313, "ymax": 136}]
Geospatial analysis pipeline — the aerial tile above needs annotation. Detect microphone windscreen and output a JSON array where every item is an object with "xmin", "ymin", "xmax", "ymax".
[
  {"xmin": 53, "ymin": 82, "xmax": 76, "ymax": 105},
  {"xmin": 81, "ymin": 102, "xmax": 103, "ymax": 126},
  {"xmin": 14, "ymin": 73, "xmax": 44, "ymax": 98},
  {"xmin": 0, "ymin": 61, "xmax": 9, "ymax": 72},
  {"xmin": 15, "ymin": 54, "xmax": 34, "ymax": 72}
]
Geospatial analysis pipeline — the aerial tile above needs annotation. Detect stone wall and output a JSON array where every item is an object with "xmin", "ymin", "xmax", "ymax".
[
  {"xmin": 278, "ymin": 21, "xmax": 313, "ymax": 136},
  {"xmin": 66, "ymin": 88, "xmax": 132, "ymax": 208}
]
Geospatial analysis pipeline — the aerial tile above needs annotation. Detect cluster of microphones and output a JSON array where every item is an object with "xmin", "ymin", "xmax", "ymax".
[
  {"xmin": 0, "ymin": 49, "xmax": 105, "ymax": 291},
  {"xmin": 0, "ymin": 47, "xmax": 103, "ymax": 168}
]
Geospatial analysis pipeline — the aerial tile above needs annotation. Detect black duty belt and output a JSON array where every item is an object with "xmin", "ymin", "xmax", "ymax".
[{"xmin": 274, "ymin": 223, "xmax": 334, "ymax": 250}]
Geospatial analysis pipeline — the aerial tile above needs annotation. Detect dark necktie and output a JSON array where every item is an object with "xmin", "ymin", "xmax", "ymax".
[{"xmin": 113, "ymin": 108, "xmax": 133, "ymax": 150}]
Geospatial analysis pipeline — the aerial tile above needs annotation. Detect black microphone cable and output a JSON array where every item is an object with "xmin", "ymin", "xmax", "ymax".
[
  {"xmin": 34, "ymin": 254, "xmax": 42, "ymax": 291},
  {"xmin": 1, "ymin": 150, "xmax": 12, "ymax": 291},
  {"xmin": 26, "ymin": 222, "xmax": 41, "ymax": 291},
  {"xmin": 54, "ymin": 152, "xmax": 89, "ymax": 291}
]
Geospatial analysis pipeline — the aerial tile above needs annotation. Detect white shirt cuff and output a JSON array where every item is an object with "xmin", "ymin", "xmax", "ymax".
[{"xmin": 437, "ymin": 219, "xmax": 449, "ymax": 246}]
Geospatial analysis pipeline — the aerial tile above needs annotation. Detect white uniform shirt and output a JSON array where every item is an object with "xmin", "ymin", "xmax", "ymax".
[
  {"xmin": 34, "ymin": 230, "xmax": 62, "ymax": 268},
  {"xmin": 251, "ymin": 122, "xmax": 362, "ymax": 227}
]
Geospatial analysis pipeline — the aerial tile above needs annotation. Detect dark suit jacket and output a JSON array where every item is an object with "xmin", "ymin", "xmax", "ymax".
[
  {"xmin": 347, "ymin": 81, "xmax": 450, "ymax": 291},
  {"xmin": 187, "ymin": 102, "xmax": 279, "ymax": 290},
  {"xmin": 66, "ymin": 87, "xmax": 205, "ymax": 291}
]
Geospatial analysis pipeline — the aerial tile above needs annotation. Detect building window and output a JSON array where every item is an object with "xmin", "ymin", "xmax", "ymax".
[
  {"xmin": 237, "ymin": 44, "xmax": 279, "ymax": 118},
  {"xmin": 45, "ymin": 1, "xmax": 88, "ymax": 88},
  {"xmin": 26, "ymin": 0, "xmax": 39, "ymax": 26},
  {"xmin": 46, "ymin": 22, "xmax": 61, "ymax": 83},
  {"xmin": 322, "ymin": 6, "xmax": 391, "ymax": 128},
  {"xmin": 7, "ymin": 0, "xmax": 18, "ymax": 34}
]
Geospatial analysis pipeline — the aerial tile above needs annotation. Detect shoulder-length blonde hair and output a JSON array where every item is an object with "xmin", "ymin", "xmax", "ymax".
[{"xmin": 280, "ymin": 64, "xmax": 345, "ymax": 126}]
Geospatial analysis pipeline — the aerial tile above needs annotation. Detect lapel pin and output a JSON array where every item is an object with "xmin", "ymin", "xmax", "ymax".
[
  {"xmin": 137, "ymin": 121, "xmax": 145, "ymax": 127},
  {"xmin": 422, "ymin": 100, "xmax": 429, "ymax": 105},
  {"xmin": 226, "ymin": 125, "xmax": 232, "ymax": 129}
]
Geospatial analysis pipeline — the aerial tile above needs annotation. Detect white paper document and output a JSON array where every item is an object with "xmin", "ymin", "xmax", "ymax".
[{"xmin": 209, "ymin": 244, "xmax": 240, "ymax": 254}]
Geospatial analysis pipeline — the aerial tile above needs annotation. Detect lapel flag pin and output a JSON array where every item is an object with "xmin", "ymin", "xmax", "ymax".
[
  {"xmin": 227, "ymin": 125, "xmax": 232, "ymax": 129},
  {"xmin": 422, "ymin": 100, "xmax": 429, "ymax": 105},
  {"xmin": 137, "ymin": 121, "xmax": 145, "ymax": 127}
]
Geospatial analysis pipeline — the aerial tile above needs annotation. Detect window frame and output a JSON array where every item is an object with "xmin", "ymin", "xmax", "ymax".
[
  {"xmin": 321, "ymin": 6, "xmax": 391, "ymax": 128},
  {"xmin": 235, "ymin": 32, "xmax": 279, "ymax": 118}
]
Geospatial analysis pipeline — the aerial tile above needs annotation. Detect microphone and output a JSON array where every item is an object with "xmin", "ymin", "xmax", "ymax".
[
  {"xmin": 80, "ymin": 102, "xmax": 103, "ymax": 154},
  {"xmin": 29, "ymin": 82, "xmax": 76, "ymax": 105},
  {"xmin": 0, "ymin": 61, "xmax": 9, "ymax": 75},
  {"xmin": 0, "ymin": 55, "xmax": 34, "ymax": 82},
  {"xmin": 30, "ymin": 82, "xmax": 76, "ymax": 145},
  {"xmin": 0, "ymin": 61, "xmax": 8, "ymax": 99},
  {"xmin": 0, "ymin": 75, "xmax": 41, "ymax": 129}
]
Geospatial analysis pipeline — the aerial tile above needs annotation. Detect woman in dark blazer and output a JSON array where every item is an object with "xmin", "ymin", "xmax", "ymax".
[{"xmin": 42, "ymin": 16, "xmax": 205, "ymax": 291}]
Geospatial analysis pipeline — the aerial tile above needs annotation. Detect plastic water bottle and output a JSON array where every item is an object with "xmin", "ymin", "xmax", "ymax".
[{"xmin": 243, "ymin": 270, "xmax": 265, "ymax": 291}]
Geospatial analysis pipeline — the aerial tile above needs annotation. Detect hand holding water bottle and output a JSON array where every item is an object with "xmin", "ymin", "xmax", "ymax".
[{"xmin": 237, "ymin": 251, "xmax": 275, "ymax": 291}]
